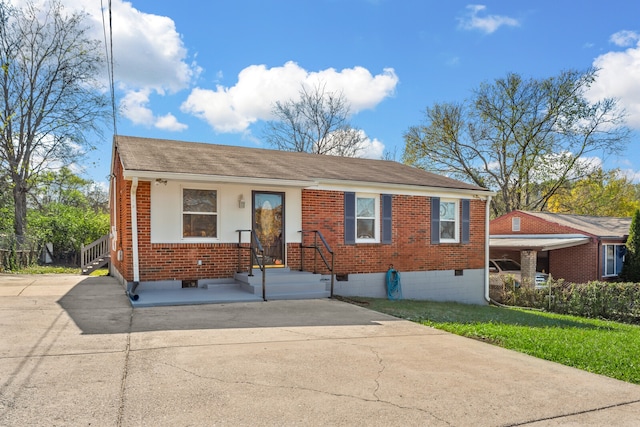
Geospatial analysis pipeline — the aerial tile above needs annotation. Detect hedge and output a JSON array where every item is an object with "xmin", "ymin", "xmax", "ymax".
[{"xmin": 498, "ymin": 280, "xmax": 640, "ymax": 324}]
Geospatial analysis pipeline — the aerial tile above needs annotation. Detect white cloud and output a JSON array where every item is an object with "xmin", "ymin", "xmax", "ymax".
[
  {"xmin": 316, "ymin": 129, "xmax": 385, "ymax": 159},
  {"xmin": 105, "ymin": 1, "xmax": 200, "ymax": 93},
  {"xmin": 181, "ymin": 61, "xmax": 399, "ymax": 133},
  {"xmin": 155, "ymin": 114, "xmax": 188, "ymax": 132},
  {"xmin": 620, "ymin": 168, "xmax": 640, "ymax": 183},
  {"xmin": 307, "ymin": 66, "xmax": 399, "ymax": 113},
  {"xmin": 458, "ymin": 5, "xmax": 520, "ymax": 34},
  {"xmin": 120, "ymin": 89, "xmax": 155, "ymax": 126},
  {"xmin": 588, "ymin": 35, "xmax": 640, "ymax": 129},
  {"xmin": 610, "ymin": 30, "xmax": 640, "ymax": 47},
  {"xmin": 120, "ymin": 89, "xmax": 188, "ymax": 131},
  {"xmin": 357, "ymin": 135, "xmax": 386, "ymax": 159}
]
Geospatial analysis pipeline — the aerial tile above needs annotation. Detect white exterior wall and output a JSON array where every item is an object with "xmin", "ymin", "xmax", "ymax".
[
  {"xmin": 334, "ymin": 269, "xmax": 486, "ymax": 305},
  {"xmin": 150, "ymin": 181, "xmax": 303, "ymax": 244}
]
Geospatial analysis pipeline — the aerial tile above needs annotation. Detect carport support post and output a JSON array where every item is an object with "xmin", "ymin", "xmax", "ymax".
[{"xmin": 520, "ymin": 249, "xmax": 537, "ymax": 288}]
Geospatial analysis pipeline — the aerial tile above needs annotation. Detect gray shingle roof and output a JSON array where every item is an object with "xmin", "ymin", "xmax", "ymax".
[
  {"xmin": 523, "ymin": 211, "xmax": 631, "ymax": 238},
  {"xmin": 115, "ymin": 135, "xmax": 488, "ymax": 192}
]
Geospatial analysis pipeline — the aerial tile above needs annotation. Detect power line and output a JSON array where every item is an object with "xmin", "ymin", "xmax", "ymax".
[{"xmin": 101, "ymin": 0, "xmax": 117, "ymax": 137}]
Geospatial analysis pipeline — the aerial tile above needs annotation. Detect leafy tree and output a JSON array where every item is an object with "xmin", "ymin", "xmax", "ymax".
[
  {"xmin": 28, "ymin": 203, "xmax": 109, "ymax": 265},
  {"xmin": 547, "ymin": 168, "xmax": 640, "ymax": 217},
  {"xmin": 403, "ymin": 69, "xmax": 629, "ymax": 217},
  {"xmin": 264, "ymin": 83, "xmax": 367, "ymax": 157},
  {"xmin": 27, "ymin": 168, "xmax": 109, "ymax": 265},
  {"xmin": 0, "ymin": 0, "xmax": 108, "ymax": 242},
  {"xmin": 34, "ymin": 166, "xmax": 110, "ymax": 213},
  {"xmin": 620, "ymin": 210, "xmax": 640, "ymax": 282}
]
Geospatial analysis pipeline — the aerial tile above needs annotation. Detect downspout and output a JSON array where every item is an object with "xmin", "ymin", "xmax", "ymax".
[
  {"xmin": 110, "ymin": 175, "xmax": 118, "ymax": 254},
  {"xmin": 128, "ymin": 177, "xmax": 140, "ymax": 301},
  {"xmin": 596, "ymin": 237, "xmax": 602, "ymax": 281},
  {"xmin": 109, "ymin": 141, "xmax": 118, "ymax": 274},
  {"xmin": 484, "ymin": 195, "xmax": 493, "ymax": 303}
]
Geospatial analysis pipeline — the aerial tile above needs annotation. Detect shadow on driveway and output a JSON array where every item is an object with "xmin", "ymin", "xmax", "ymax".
[{"xmin": 56, "ymin": 276, "xmax": 399, "ymax": 335}]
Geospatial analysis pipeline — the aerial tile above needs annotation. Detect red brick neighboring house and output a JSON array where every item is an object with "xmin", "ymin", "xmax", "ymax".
[
  {"xmin": 110, "ymin": 136, "xmax": 494, "ymax": 304},
  {"xmin": 490, "ymin": 210, "xmax": 631, "ymax": 284}
]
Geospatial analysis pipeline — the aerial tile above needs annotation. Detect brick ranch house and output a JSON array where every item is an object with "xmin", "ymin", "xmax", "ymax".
[
  {"xmin": 109, "ymin": 135, "xmax": 495, "ymax": 305},
  {"xmin": 490, "ymin": 210, "xmax": 631, "ymax": 284}
]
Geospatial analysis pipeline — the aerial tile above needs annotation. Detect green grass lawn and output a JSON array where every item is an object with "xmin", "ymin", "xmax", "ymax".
[
  {"xmin": 343, "ymin": 297, "xmax": 640, "ymax": 385},
  {"xmin": 9, "ymin": 265, "xmax": 80, "ymax": 274},
  {"xmin": 4, "ymin": 265, "xmax": 109, "ymax": 276}
]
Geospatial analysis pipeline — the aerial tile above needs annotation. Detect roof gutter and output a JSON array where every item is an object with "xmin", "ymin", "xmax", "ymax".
[
  {"xmin": 122, "ymin": 170, "xmax": 315, "ymax": 188},
  {"xmin": 314, "ymin": 179, "xmax": 496, "ymax": 198}
]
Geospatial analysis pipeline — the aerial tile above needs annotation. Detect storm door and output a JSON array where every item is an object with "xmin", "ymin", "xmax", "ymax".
[{"xmin": 252, "ymin": 191, "xmax": 285, "ymax": 267}]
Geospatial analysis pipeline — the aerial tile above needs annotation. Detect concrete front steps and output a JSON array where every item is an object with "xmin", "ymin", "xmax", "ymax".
[
  {"xmin": 128, "ymin": 268, "xmax": 331, "ymax": 307},
  {"xmin": 232, "ymin": 268, "xmax": 331, "ymax": 300}
]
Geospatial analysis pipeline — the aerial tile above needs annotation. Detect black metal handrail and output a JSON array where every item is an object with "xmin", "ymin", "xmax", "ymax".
[
  {"xmin": 237, "ymin": 229, "xmax": 266, "ymax": 301},
  {"xmin": 299, "ymin": 230, "xmax": 335, "ymax": 297}
]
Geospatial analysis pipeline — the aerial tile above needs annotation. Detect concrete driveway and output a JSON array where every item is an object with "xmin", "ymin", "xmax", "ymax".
[{"xmin": 1, "ymin": 274, "xmax": 640, "ymax": 426}]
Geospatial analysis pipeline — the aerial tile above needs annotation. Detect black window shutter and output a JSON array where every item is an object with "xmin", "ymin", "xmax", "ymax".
[
  {"xmin": 344, "ymin": 192, "xmax": 356, "ymax": 245},
  {"xmin": 431, "ymin": 197, "xmax": 440, "ymax": 244},
  {"xmin": 382, "ymin": 194, "xmax": 392, "ymax": 244},
  {"xmin": 461, "ymin": 199, "xmax": 470, "ymax": 244}
]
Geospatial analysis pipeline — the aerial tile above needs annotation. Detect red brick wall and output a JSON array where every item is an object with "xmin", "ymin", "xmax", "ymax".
[
  {"xmin": 550, "ymin": 241, "xmax": 599, "ymax": 284},
  {"xmin": 301, "ymin": 190, "xmax": 486, "ymax": 275}
]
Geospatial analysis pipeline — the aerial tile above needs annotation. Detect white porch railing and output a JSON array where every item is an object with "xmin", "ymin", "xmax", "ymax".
[{"xmin": 81, "ymin": 234, "xmax": 110, "ymax": 275}]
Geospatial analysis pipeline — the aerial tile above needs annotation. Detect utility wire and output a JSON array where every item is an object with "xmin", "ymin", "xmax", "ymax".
[{"xmin": 101, "ymin": 0, "xmax": 117, "ymax": 137}]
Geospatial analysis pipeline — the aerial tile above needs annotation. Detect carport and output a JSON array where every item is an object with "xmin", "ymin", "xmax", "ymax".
[{"xmin": 490, "ymin": 234, "xmax": 590, "ymax": 285}]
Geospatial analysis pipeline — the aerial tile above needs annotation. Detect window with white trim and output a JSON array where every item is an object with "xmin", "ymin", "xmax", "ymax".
[
  {"xmin": 439, "ymin": 199, "xmax": 459, "ymax": 243},
  {"xmin": 603, "ymin": 244, "xmax": 625, "ymax": 277},
  {"xmin": 182, "ymin": 189, "xmax": 218, "ymax": 238},
  {"xmin": 356, "ymin": 194, "xmax": 379, "ymax": 242},
  {"xmin": 512, "ymin": 217, "xmax": 521, "ymax": 232}
]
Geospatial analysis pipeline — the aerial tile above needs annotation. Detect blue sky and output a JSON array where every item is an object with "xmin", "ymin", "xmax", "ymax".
[{"xmin": 15, "ymin": 1, "xmax": 640, "ymax": 187}]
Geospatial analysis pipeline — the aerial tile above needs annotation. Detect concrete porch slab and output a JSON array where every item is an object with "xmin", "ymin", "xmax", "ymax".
[{"xmin": 129, "ymin": 283, "xmax": 263, "ymax": 307}]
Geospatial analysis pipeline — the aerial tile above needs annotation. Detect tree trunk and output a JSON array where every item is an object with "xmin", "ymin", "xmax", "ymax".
[{"xmin": 13, "ymin": 182, "xmax": 27, "ymax": 243}]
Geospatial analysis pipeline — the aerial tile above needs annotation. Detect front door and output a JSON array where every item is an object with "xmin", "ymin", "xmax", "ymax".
[{"xmin": 253, "ymin": 191, "xmax": 285, "ymax": 267}]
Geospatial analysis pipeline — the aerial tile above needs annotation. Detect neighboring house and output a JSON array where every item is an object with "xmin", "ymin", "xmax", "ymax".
[
  {"xmin": 490, "ymin": 210, "xmax": 631, "ymax": 284},
  {"xmin": 109, "ymin": 135, "xmax": 494, "ymax": 304}
]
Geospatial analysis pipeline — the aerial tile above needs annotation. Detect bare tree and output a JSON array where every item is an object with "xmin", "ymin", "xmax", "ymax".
[
  {"xmin": 264, "ymin": 83, "xmax": 366, "ymax": 157},
  {"xmin": 403, "ymin": 69, "xmax": 630, "ymax": 217},
  {"xmin": 0, "ymin": 0, "xmax": 108, "ymax": 241}
]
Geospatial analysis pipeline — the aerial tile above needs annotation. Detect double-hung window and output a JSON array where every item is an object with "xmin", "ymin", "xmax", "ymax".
[
  {"xmin": 345, "ymin": 193, "xmax": 390, "ymax": 244},
  {"xmin": 431, "ymin": 197, "xmax": 469, "ymax": 244},
  {"xmin": 439, "ymin": 200, "xmax": 458, "ymax": 242},
  {"xmin": 182, "ymin": 189, "xmax": 218, "ymax": 238},
  {"xmin": 356, "ymin": 195, "xmax": 376, "ymax": 240},
  {"xmin": 603, "ymin": 244, "xmax": 625, "ymax": 277}
]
